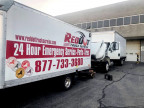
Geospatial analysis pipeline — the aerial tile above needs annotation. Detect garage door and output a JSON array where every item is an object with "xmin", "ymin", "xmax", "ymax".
[
  {"xmin": 126, "ymin": 40, "xmax": 140, "ymax": 61},
  {"xmin": 141, "ymin": 40, "xmax": 144, "ymax": 62}
]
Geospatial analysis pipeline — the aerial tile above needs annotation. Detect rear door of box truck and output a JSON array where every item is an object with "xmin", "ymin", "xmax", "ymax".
[{"xmin": 0, "ymin": 10, "xmax": 6, "ymax": 89}]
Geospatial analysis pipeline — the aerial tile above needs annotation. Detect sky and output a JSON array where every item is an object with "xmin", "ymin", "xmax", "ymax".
[{"xmin": 15, "ymin": 0, "xmax": 128, "ymax": 16}]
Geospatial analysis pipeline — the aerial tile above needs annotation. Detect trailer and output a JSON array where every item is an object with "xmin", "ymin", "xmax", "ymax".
[
  {"xmin": 91, "ymin": 31, "xmax": 126, "ymax": 72},
  {"xmin": 0, "ymin": 1, "xmax": 91, "ymax": 89}
]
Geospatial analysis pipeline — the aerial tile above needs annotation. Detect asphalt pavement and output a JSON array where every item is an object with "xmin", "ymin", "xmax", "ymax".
[{"xmin": 1, "ymin": 62, "xmax": 144, "ymax": 108}]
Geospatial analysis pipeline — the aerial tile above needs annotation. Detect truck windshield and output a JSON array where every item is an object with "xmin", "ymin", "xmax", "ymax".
[{"xmin": 104, "ymin": 42, "xmax": 110, "ymax": 51}]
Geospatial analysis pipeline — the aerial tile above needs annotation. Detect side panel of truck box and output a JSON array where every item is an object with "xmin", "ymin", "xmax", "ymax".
[
  {"xmin": 91, "ymin": 32, "xmax": 115, "ymax": 42},
  {"xmin": 115, "ymin": 32, "xmax": 126, "ymax": 58},
  {"xmin": 4, "ymin": 3, "xmax": 91, "ymax": 88}
]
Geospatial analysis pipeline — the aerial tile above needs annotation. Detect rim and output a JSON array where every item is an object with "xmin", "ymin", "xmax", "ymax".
[
  {"xmin": 65, "ymin": 77, "xmax": 71, "ymax": 88},
  {"xmin": 106, "ymin": 63, "xmax": 109, "ymax": 71}
]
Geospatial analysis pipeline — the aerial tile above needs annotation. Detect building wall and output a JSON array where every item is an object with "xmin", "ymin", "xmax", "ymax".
[
  {"xmin": 91, "ymin": 24, "xmax": 144, "ymax": 39},
  {"xmin": 56, "ymin": 0, "xmax": 144, "ymax": 38},
  {"xmin": 56, "ymin": 0, "xmax": 144, "ymax": 62},
  {"xmin": 56, "ymin": 0, "xmax": 144, "ymax": 24}
]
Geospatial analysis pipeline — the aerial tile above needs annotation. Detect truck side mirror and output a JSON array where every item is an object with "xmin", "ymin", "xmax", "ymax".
[{"xmin": 112, "ymin": 42, "xmax": 119, "ymax": 50}]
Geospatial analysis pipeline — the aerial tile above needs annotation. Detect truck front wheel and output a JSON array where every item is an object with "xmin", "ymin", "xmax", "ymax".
[
  {"xmin": 119, "ymin": 59, "xmax": 124, "ymax": 66},
  {"xmin": 105, "ymin": 62, "xmax": 109, "ymax": 72}
]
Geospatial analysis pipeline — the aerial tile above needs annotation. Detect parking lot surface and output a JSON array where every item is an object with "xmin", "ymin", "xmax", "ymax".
[{"xmin": 1, "ymin": 62, "xmax": 144, "ymax": 108}]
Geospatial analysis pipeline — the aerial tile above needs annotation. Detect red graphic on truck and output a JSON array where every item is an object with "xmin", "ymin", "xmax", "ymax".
[
  {"xmin": 64, "ymin": 31, "xmax": 90, "ymax": 48},
  {"xmin": 6, "ymin": 57, "xmax": 18, "ymax": 69},
  {"xmin": 25, "ymin": 67, "xmax": 33, "ymax": 76},
  {"xmin": 6, "ymin": 36, "xmax": 90, "ymax": 77},
  {"xmin": 21, "ymin": 60, "xmax": 30, "ymax": 70},
  {"xmin": 6, "ymin": 56, "xmax": 34, "ymax": 78},
  {"xmin": 6, "ymin": 40, "xmax": 90, "ymax": 59}
]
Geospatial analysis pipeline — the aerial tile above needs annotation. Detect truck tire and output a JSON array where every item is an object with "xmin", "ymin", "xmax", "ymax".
[
  {"xmin": 89, "ymin": 72, "xmax": 96, "ymax": 79},
  {"xmin": 119, "ymin": 59, "xmax": 124, "ymax": 66},
  {"xmin": 105, "ymin": 62, "xmax": 109, "ymax": 72},
  {"xmin": 62, "ymin": 75, "xmax": 72, "ymax": 90}
]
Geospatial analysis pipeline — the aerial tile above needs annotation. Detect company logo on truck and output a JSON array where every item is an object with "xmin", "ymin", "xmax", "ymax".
[{"xmin": 64, "ymin": 31, "xmax": 90, "ymax": 48}]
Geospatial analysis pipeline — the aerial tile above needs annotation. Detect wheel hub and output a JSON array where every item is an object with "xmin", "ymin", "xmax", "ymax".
[{"xmin": 65, "ymin": 77, "xmax": 71, "ymax": 88}]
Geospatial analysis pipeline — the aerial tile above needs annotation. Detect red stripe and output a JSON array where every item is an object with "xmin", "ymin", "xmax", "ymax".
[{"xmin": 6, "ymin": 40, "xmax": 90, "ymax": 59}]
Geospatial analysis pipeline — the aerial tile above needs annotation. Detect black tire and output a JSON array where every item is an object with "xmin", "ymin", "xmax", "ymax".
[
  {"xmin": 105, "ymin": 62, "xmax": 109, "ymax": 72},
  {"xmin": 119, "ymin": 59, "xmax": 124, "ymax": 66},
  {"xmin": 89, "ymin": 72, "xmax": 96, "ymax": 79},
  {"xmin": 61, "ymin": 75, "xmax": 72, "ymax": 90}
]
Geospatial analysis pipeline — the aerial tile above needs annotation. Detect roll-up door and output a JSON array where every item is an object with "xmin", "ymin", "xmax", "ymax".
[
  {"xmin": 126, "ymin": 40, "xmax": 140, "ymax": 61},
  {"xmin": 141, "ymin": 40, "xmax": 144, "ymax": 62}
]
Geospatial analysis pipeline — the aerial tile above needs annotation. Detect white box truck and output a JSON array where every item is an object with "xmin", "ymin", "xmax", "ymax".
[
  {"xmin": 91, "ymin": 31, "xmax": 126, "ymax": 72},
  {"xmin": 0, "ymin": 1, "xmax": 91, "ymax": 89}
]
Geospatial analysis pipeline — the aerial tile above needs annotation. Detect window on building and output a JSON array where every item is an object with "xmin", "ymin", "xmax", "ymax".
[
  {"xmin": 92, "ymin": 21, "xmax": 97, "ymax": 28},
  {"xmin": 124, "ymin": 17, "xmax": 130, "ymax": 25},
  {"xmin": 98, "ymin": 21, "xmax": 103, "ymax": 28},
  {"xmin": 104, "ymin": 20, "xmax": 109, "ymax": 27},
  {"xmin": 86, "ymin": 23, "xmax": 91, "ymax": 29},
  {"xmin": 82, "ymin": 23, "xmax": 86, "ymax": 29},
  {"xmin": 140, "ymin": 15, "xmax": 144, "ymax": 23},
  {"xmin": 76, "ymin": 24, "xmax": 81, "ymax": 28},
  {"xmin": 110, "ymin": 19, "xmax": 116, "ymax": 26},
  {"xmin": 131, "ymin": 15, "xmax": 139, "ymax": 24},
  {"xmin": 117, "ymin": 18, "xmax": 123, "ymax": 26}
]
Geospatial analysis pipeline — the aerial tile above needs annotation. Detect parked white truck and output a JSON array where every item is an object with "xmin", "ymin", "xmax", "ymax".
[
  {"xmin": 0, "ymin": 1, "xmax": 91, "ymax": 89},
  {"xmin": 91, "ymin": 31, "xmax": 126, "ymax": 72}
]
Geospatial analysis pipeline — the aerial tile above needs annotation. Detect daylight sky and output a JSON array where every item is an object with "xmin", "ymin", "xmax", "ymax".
[{"xmin": 15, "ymin": 0, "xmax": 128, "ymax": 16}]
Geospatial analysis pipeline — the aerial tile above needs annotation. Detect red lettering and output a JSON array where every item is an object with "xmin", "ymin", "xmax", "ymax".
[
  {"xmin": 71, "ymin": 59, "xmax": 74, "ymax": 67},
  {"xmin": 75, "ymin": 58, "xmax": 78, "ymax": 66},
  {"xmin": 75, "ymin": 37, "xmax": 79, "ymax": 44},
  {"xmin": 48, "ymin": 60, "xmax": 52, "ymax": 71},
  {"xmin": 6, "ymin": 40, "xmax": 90, "ymax": 59},
  {"xmin": 57, "ymin": 59, "xmax": 60, "ymax": 69},
  {"xmin": 65, "ymin": 59, "xmax": 68, "ymax": 68},
  {"xmin": 61, "ymin": 59, "xmax": 64, "ymax": 68},
  {"xmin": 42, "ymin": 60, "xmax": 47, "ymax": 71},
  {"xmin": 35, "ymin": 58, "xmax": 83, "ymax": 73},
  {"xmin": 64, "ymin": 33, "xmax": 71, "ymax": 42},
  {"xmin": 35, "ymin": 60, "xmax": 41, "ymax": 72},
  {"xmin": 71, "ymin": 36, "xmax": 75, "ymax": 43}
]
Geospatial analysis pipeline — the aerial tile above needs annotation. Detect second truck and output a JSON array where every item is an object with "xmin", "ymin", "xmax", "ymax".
[{"xmin": 91, "ymin": 31, "xmax": 126, "ymax": 72}]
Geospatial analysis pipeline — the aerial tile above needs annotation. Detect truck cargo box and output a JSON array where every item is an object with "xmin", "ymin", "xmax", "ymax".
[{"xmin": 0, "ymin": 2, "xmax": 91, "ymax": 89}]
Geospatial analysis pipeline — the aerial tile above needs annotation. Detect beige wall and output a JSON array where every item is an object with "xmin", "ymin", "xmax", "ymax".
[{"xmin": 89, "ymin": 24, "xmax": 144, "ymax": 39}]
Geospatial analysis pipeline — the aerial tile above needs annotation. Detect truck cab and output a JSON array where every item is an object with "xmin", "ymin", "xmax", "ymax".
[{"xmin": 108, "ymin": 41, "xmax": 126, "ymax": 65}]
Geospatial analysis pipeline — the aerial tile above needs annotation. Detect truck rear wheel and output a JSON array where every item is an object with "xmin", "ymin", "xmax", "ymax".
[
  {"xmin": 89, "ymin": 72, "xmax": 96, "ymax": 78},
  {"xmin": 62, "ymin": 75, "xmax": 72, "ymax": 90}
]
